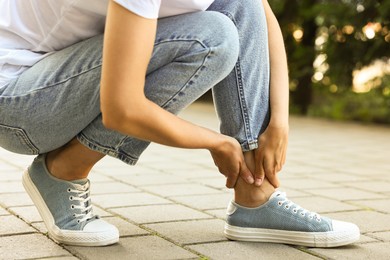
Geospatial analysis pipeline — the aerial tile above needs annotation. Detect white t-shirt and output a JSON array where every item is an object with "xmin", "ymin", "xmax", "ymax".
[{"xmin": 0, "ymin": 0, "xmax": 214, "ymax": 88}]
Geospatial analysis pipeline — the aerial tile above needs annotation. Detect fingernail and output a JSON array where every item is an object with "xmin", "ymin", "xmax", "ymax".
[
  {"xmin": 255, "ymin": 178, "xmax": 263, "ymax": 186},
  {"xmin": 246, "ymin": 176, "xmax": 254, "ymax": 184}
]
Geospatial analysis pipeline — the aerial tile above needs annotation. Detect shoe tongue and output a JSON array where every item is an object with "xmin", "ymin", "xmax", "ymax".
[
  {"xmin": 70, "ymin": 179, "xmax": 89, "ymax": 193},
  {"xmin": 269, "ymin": 191, "xmax": 285, "ymax": 200},
  {"xmin": 70, "ymin": 178, "xmax": 88, "ymax": 185}
]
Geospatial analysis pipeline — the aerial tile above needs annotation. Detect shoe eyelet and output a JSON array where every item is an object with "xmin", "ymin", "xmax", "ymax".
[
  {"xmin": 284, "ymin": 205, "xmax": 289, "ymax": 209},
  {"xmin": 300, "ymin": 212, "xmax": 305, "ymax": 217},
  {"xmin": 316, "ymin": 218, "xmax": 321, "ymax": 222},
  {"xmin": 69, "ymin": 196, "xmax": 73, "ymax": 201},
  {"xmin": 71, "ymin": 205, "xmax": 75, "ymax": 209},
  {"xmin": 278, "ymin": 201, "xmax": 283, "ymax": 206},
  {"xmin": 77, "ymin": 220, "xmax": 80, "ymax": 223},
  {"xmin": 67, "ymin": 188, "xmax": 71, "ymax": 193},
  {"xmin": 293, "ymin": 209, "xmax": 298, "ymax": 213},
  {"xmin": 73, "ymin": 213, "xmax": 76, "ymax": 218}
]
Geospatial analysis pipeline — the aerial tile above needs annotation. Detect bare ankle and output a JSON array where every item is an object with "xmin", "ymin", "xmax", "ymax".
[
  {"xmin": 234, "ymin": 177, "xmax": 275, "ymax": 208},
  {"xmin": 46, "ymin": 151, "xmax": 85, "ymax": 181},
  {"xmin": 234, "ymin": 151, "xmax": 276, "ymax": 207},
  {"xmin": 46, "ymin": 138, "xmax": 104, "ymax": 181}
]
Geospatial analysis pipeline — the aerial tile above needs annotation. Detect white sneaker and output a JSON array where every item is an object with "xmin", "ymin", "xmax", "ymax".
[{"xmin": 225, "ymin": 191, "xmax": 360, "ymax": 247}]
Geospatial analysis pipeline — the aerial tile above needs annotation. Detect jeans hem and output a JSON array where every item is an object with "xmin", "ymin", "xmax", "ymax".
[
  {"xmin": 77, "ymin": 134, "xmax": 138, "ymax": 166},
  {"xmin": 241, "ymin": 140, "xmax": 258, "ymax": 152}
]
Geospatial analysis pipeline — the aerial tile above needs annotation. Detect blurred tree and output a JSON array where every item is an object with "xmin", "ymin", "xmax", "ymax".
[
  {"xmin": 269, "ymin": 0, "xmax": 319, "ymax": 114},
  {"xmin": 269, "ymin": 0, "xmax": 390, "ymax": 116}
]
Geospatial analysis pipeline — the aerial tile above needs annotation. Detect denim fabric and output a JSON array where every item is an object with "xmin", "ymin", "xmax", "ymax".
[
  {"xmin": 0, "ymin": 0, "xmax": 270, "ymax": 164},
  {"xmin": 227, "ymin": 191, "xmax": 333, "ymax": 232},
  {"xmin": 208, "ymin": 0, "xmax": 270, "ymax": 150}
]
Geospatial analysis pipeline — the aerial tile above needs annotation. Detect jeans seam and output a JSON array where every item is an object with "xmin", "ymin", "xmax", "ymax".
[
  {"xmin": 0, "ymin": 123, "xmax": 39, "ymax": 154},
  {"xmin": 153, "ymin": 38, "xmax": 212, "ymax": 109},
  {"xmin": 24, "ymin": 63, "xmax": 102, "ymax": 95},
  {"xmin": 219, "ymin": 11, "xmax": 256, "ymax": 150}
]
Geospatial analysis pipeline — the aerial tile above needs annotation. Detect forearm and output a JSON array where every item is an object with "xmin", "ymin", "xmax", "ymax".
[
  {"xmin": 101, "ymin": 1, "xmax": 225, "ymax": 151},
  {"xmin": 262, "ymin": 0, "xmax": 289, "ymax": 127},
  {"xmin": 109, "ymin": 96, "xmax": 225, "ymax": 150}
]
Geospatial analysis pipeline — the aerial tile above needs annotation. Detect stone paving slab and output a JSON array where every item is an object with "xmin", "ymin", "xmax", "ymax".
[
  {"xmin": 280, "ymin": 179, "xmax": 341, "ymax": 190},
  {"xmin": 0, "ymin": 234, "xmax": 72, "ymax": 259},
  {"xmin": 351, "ymin": 199, "xmax": 390, "ymax": 214},
  {"xmin": 310, "ymin": 172, "xmax": 370, "ymax": 183},
  {"xmin": 90, "ymin": 181, "xmax": 139, "ymax": 195},
  {"xmin": 0, "ymin": 206, "xmax": 9, "ymax": 216},
  {"xmin": 356, "ymin": 234, "xmax": 380, "ymax": 244},
  {"xmin": 92, "ymin": 205, "xmax": 114, "ymax": 217},
  {"xmin": 103, "ymin": 216, "xmax": 151, "ymax": 237},
  {"xmin": 305, "ymin": 187, "xmax": 387, "ymax": 201},
  {"xmin": 0, "ymin": 181, "xmax": 25, "ymax": 193},
  {"xmin": 111, "ymin": 204, "xmax": 212, "ymax": 224},
  {"xmin": 0, "ymin": 215, "xmax": 36, "ymax": 236},
  {"xmin": 141, "ymin": 183, "xmax": 222, "ymax": 197},
  {"xmin": 0, "ymin": 192, "xmax": 34, "ymax": 207},
  {"xmin": 0, "ymin": 170, "xmax": 23, "ymax": 181},
  {"xmin": 189, "ymin": 176, "xmax": 229, "ymax": 190},
  {"xmin": 113, "ymin": 174, "xmax": 188, "ymax": 186},
  {"xmin": 92, "ymin": 192, "xmax": 172, "ymax": 208},
  {"xmin": 8, "ymin": 205, "xmax": 42, "ymax": 223},
  {"xmin": 205, "ymin": 208, "xmax": 227, "ymax": 219},
  {"xmin": 368, "ymin": 231, "xmax": 390, "ymax": 242},
  {"xmin": 344, "ymin": 181, "xmax": 390, "ymax": 193},
  {"xmin": 309, "ymin": 242, "xmax": 390, "ymax": 260},
  {"xmin": 0, "ymin": 102, "xmax": 389, "ymax": 259},
  {"xmin": 146, "ymin": 219, "xmax": 227, "ymax": 245},
  {"xmin": 188, "ymin": 241, "xmax": 320, "ymax": 260},
  {"xmin": 171, "ymin": 193, "xmax": 232, "ymax": 210},
  {"xmin": 65, "ymin": 236, "xmax": 198, "ymax": 260}
]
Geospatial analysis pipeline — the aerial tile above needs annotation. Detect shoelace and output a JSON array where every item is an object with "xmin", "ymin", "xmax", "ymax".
[
  {"xmin": 277, "ymin": 192, "xmax": 322, "ymax": 222},
  {"xmin": 67, "ymin": 182, "xmax": 94, "ymax": 224}
]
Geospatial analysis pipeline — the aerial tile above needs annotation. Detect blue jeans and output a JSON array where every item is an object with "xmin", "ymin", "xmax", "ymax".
[{"xmin": 0, "ymin": 0, "xmax": 270, "ymax": 165}]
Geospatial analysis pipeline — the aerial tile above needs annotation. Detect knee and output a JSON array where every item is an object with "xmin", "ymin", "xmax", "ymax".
[{"xmin": 200, "ymin": 11, "xmax": 239, "ymax": 77}]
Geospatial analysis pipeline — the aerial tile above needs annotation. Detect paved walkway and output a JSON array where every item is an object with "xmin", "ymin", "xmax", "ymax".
[{"xmin": 1, "ymin": 102, "xmax": 389, "ymax": 260}]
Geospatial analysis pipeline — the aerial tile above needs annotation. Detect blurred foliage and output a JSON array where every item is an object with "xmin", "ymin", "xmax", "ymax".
[
  {"xmin": 308, "ymin": 75, "xmax": 390, "ymax": 124},
  {"xmin": 269, "ymin": 0, "xmax": 390, "ymax": 123}
]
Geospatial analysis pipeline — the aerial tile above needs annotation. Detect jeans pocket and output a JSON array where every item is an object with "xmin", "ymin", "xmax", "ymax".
[{"xmin": 0, "ymin": 124, "xmax": 39, "ymax": 155}]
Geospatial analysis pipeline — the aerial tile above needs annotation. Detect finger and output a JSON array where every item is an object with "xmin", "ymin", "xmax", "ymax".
[
  {"xmin": 239, "ymin": 161, "xmax": 254, "ymax": 185},
  {"xmin": 225, "ymin": 172, "xmax": 239, "ymax": 189},
  {"xmin": 276, "ymin": 155, "xmax": 284, "ymax": 172},
  {"xmin": 253, "ymin": 150, "xmax": 265, "ymax": 186},
  {"xmin": 282, "ymin": 148, "xmax": 287, "ymax": 166},
  {"xmin": 269, "ymin": 174, "xmax": 280, "ymax": 188},
  {"xmin": 254, "ymin": 157, "xmax": 265, "ymax": 187},
  {"xmin": 265, "ymin": 167, "xmax": 280, "ymax": 188}
]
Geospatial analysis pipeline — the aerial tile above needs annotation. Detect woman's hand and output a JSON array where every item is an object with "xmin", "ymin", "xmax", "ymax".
[
  {"xmin": 209, "ymin": 135, "xmax": 254, "ymax": 188},
  {"xmin": 253, "ymin": 125, "xmax": 289, "ymax": 188}
]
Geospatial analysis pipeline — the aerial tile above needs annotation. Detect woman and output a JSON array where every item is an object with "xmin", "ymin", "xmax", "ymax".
[{"xmin": 0, "ymin": 0, "xmax": 359, "ymax": 247}]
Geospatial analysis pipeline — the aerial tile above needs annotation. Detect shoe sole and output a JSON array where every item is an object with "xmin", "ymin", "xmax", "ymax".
[
  {"xmin": 224, "ymin": 223, "xmax": 360, "ymax": 247},
  {"xmin": 22, "ymin": 170, "xmax": 119, "ymax": 246}
]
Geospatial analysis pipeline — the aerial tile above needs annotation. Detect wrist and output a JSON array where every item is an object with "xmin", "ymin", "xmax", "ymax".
[
  {"xmin": 269, "ymin": 117, "xmax": 289, "ymax": 129},
  {"xmin": 207, "ymin": 134, "xmax": 235, "ymax": 154}
]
